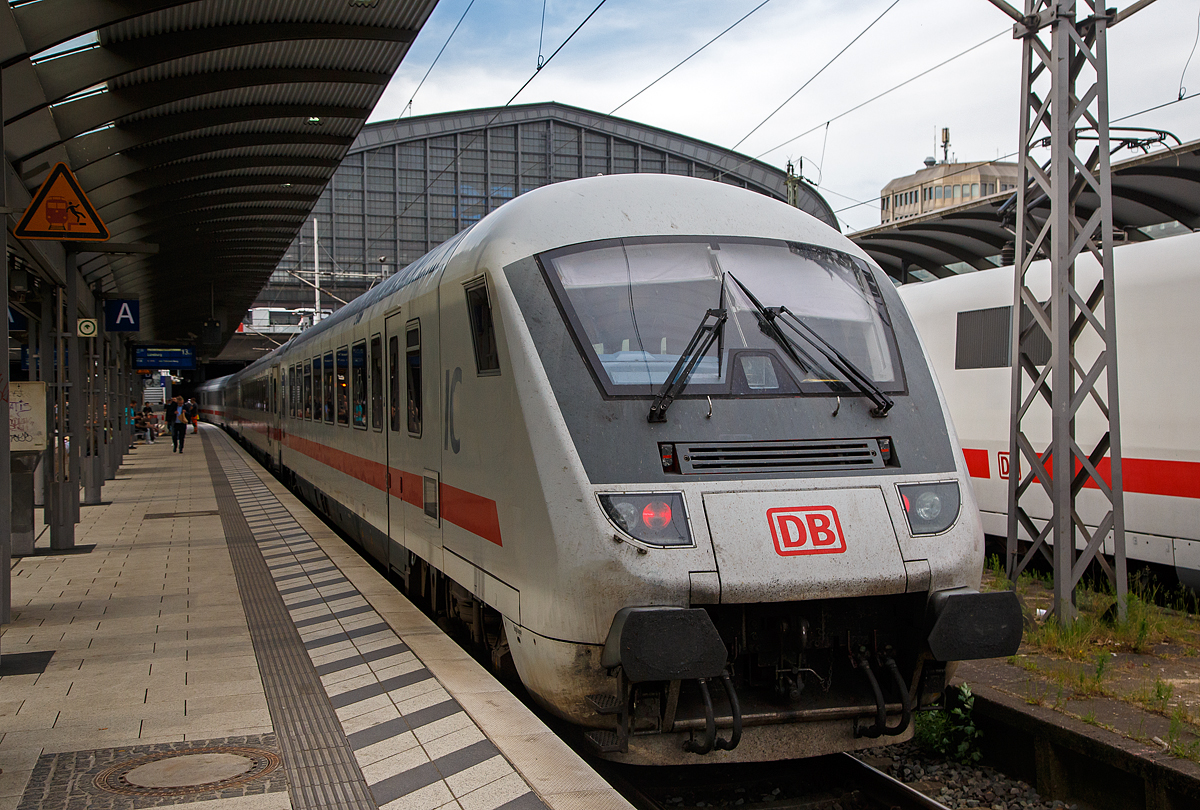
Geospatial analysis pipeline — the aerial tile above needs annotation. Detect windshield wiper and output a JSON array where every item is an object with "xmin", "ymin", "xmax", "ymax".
[
  {"xmin": 729, "ymin": 274, "xmax": 893, "ymax": 417},
  {"xmin": 647, "ymin": 308, "xmax": 727, "ymax": 423}
]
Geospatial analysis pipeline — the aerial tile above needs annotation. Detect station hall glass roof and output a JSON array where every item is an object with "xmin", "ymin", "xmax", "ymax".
[
  {"xmin": 265, "ymin": 102, "xmax": 839, "ymax": 297},
  {"xmin": 850, "ymin": 138, "xmax": 1200, "ymax": 282},
  {"xmin": 1, "ymin": 0, "xmax": 440, "ymax": 345}
]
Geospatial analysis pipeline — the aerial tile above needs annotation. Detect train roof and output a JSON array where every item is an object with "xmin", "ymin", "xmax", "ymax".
[{"xmin": 224, "ymin": 174, "xmax": 873, "ymax": 382}]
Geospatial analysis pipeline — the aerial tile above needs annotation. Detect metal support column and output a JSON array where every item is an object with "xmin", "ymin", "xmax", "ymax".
[
  {"xmin": 84, "ymin": 306, "xmax": 102, "ymax": 504},
  {"xmin": 990, "ymin": 0, "xmax": 1132, "ymax": 622},
  {"xmin": 49, "ymin": 278, "xmax": 72, "ymax": 548},
  {"xmin": 1, "ymin": 71, "xmax": 11, "ymax": 637},
  {"xmin": 103, "ymin": 335, "xmax": 115, "ymax": 480},
  {"xmin": 66, "ymin": 253, "xmax": 82, "ymax": 523}
]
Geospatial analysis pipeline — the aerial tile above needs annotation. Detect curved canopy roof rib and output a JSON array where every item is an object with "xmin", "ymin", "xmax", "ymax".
[
  {"xmin": 2, "ymin": 0, "xmax": 440, "ymax": 345},
  {"xmin": 851, "ymin": 139, "xmax": 1200, "ymax": 281}
]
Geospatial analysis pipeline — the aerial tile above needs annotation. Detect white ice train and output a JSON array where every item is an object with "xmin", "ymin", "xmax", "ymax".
[
  {"xmin": 199, "ymin": 174, "xmax": 1020, "ymax": 764},
  {"xmin": 898, "ymin": 231, "xmax": 1200, "ymax": 590}
]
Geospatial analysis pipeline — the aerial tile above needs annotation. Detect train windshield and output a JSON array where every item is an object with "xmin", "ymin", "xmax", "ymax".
[{"xmin": 541, "ymin": 237, "xmax": 902, "ymax": 397}]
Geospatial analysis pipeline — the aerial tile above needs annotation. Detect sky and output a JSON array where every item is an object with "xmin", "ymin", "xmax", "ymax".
[{"xmin": 366, "ymin": 0, "xmax": 1200, "ymax": 233}]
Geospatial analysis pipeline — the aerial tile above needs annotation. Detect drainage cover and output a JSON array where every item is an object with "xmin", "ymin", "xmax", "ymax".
[{"xmin": 93, "ymin": 746, "xmax": 281, "ymax": 796}]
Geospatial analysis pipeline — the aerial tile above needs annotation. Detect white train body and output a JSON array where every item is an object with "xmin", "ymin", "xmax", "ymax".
[
  {"xmin": 200, "ymin": 175, "xmax": 1020, "ymax": 764},
  {"xmin": 898, "ymin": 232, "xmax": 1200, "ymax": 586}
]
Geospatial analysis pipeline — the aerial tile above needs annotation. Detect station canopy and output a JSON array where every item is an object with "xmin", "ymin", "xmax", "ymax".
[
  {"xmin": 1, "ymin": 0, "xmax": 440, "ymax": 344},
  {"xmin": 851, "ymin": 138, "xmax": 1200, "ymax": 282}
]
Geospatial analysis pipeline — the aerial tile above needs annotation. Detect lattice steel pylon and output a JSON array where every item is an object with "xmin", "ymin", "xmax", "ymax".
[{"xmin": 987, "ymin": 0, "xmax": 1149, "ymax": 622}]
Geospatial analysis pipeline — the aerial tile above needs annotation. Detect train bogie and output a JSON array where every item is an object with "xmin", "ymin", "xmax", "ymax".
[{"xmin": 203, "ymin": 174, "xmax": 1021, "ymax": 764}]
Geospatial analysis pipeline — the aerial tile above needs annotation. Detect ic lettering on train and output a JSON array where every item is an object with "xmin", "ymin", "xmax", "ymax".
[{"xmin": 767, "ymin": 506, "xmax": 846, "ymax": 556}]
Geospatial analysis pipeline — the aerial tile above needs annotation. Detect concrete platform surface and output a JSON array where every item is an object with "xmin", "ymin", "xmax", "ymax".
[{"xmin": 1, "ymin": 426, "xmax": 632, "ymax": 810}]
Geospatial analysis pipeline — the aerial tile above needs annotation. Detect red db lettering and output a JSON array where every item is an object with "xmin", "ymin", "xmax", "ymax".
[
  {"xmin": 767, "ymin": 507, "xmax": 846, "ymax": 556},
  {"xmin": 806, "ymin": 513, "xmax": 838, "ymax": 546}
]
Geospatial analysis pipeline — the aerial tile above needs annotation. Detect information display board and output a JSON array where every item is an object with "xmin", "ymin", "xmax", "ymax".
[
  {"xmin": 134, "ymin": 345, "xmax": 196, "ymax": 370},
  {"xmin": 9, "ymin": 381, "xmax": 48, "ymax": 452}
]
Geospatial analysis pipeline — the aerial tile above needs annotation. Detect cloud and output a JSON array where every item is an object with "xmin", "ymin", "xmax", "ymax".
[{"xmin": 374, "ymin": 0, "xmax": 1200, "ymax": 232}]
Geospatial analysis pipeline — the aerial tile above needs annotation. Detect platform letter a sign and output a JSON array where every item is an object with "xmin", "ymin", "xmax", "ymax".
[{"xmin": 104, "ymin": 299, "xmax": 140, "ymax": 332}]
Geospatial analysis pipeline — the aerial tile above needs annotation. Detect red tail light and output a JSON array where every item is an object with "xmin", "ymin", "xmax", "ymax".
[{"xmin": 642, "ymin": 501, "xmax": 672, "ymax": 529}]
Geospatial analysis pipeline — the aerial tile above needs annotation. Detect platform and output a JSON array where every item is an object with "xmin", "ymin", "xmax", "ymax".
[{"xmin": 0, "ymin": 426, "xmax": 632, "ymax": 810}]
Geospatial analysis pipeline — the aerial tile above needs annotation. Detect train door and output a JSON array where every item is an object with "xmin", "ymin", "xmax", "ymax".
[
  {"xmin": 386, "ymin": 295, "xmax": 443, "ymax": 573},
  {"xmin": 275, "ymin": 364, "xmax": 286, "ymax": 470},
  {"xmin": 266, "ymin": 364, "xmax": 281, "ymax": 468},
  {"xmin": 385, "ymin": 310, "xmax": 407, "ymax": 567}
]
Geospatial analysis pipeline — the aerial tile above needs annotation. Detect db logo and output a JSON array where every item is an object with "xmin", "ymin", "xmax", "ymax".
[{"xmin": 767, "ymin": 506, "xmax": 847, "ymax": 556}]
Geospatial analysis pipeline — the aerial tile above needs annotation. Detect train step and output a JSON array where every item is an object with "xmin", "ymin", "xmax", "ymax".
[
  {"xmin": 583, "ymin": 730, "xmax": 622, "ymax": 754},
  {"xmin": 585, "ymin": 694, "xmax": 623, "ymax": 715}
]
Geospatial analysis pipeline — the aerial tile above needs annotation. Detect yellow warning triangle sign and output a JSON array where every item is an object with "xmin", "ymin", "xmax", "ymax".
[{"xmin": 15, "ymin": 163, "xmax": 109, "ymax": 241}]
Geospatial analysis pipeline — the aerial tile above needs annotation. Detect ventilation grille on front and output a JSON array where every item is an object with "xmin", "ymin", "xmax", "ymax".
[{"xmin": 676, "ymin": 439, "xmax": 885, "ymax": 474}]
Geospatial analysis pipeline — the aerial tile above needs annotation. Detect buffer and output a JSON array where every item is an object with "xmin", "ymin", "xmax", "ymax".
[{"xmin": 15, "ymin": 163, "xmax": 109, "ymax": 241}]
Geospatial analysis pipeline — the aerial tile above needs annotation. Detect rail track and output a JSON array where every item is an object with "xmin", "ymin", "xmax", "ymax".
[{"xmin": 598, "ymin": 752, "xmax": 948, "ymax": 810}]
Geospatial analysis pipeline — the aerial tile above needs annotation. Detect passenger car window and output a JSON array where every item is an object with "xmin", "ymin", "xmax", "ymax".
[
  {"xmin": 352, "ymin": 342, "xmax": 367, "ymax": 428},
  {"xmin": 336, "ymin": 346, "xmax": 349, "ymax": 426},
  {"xmin": 406, "ymin": 321, "xmax": 422, "ymax": 436},
  {"xmin": 370, "ymin": 335, "xmax": 383, "ymax": 431},
  {"xmin": 464, "ymin": 280, "xmax": 500, "ymax": 374},
  {"xmin": 323, "ymin": 351, "xmax": 335, "ymax": 423},
  {"xmin": 389, "ymin": 336, "xmax": 400, "ymax": 432},
  {"xmin": 304, "ymin": 361, "xmax": 313, "ymax": 419}
]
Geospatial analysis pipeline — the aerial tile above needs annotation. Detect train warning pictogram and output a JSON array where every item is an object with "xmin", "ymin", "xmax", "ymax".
[{"xmin": 14, "ymin": 163, "xmax": 109, "ymax": 241}]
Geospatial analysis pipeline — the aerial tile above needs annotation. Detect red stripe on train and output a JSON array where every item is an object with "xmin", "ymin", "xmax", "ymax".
[
  {"xmin": 440, "ymin": 483, "xmax": 503, "ymax": 546},
  {"xmin": 253, "ymin": 426, "xmax": 503, "ymax": 544},
  {"xmin": 962, "ymin": 448, "xmax": 990, "ymax": 479},
  {"xmin": 963, "ymin": 447, "xmax": 1200, "ymax": 499}
]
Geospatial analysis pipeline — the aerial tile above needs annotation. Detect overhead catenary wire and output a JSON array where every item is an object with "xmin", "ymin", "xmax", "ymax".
[
  {"xmin": 361, "ymin": 0, "xmax": 610, "ymax": 256},
  {"xmin": 508, "ymin": 0, "xmax": 778, "ymax": 190},
  {"xmin": 715, "ymin": 28, "xmax": 1009, "ymax": 182},
  {"xmin": 729, "ymin": 0, "xmax": 901, "ymax": 153},
  {"xmin": 608, "ymin": 0, "xmax": 776, "ymax": 118},
  {"xmin": 402, "ymin": 0, "xmax": 478, "ymax": 117}
]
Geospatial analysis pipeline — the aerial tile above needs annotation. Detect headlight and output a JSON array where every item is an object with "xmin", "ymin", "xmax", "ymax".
[
  {"xmin": 898, "ymin": 482, "xmax": 960, "ymax": 535},
  {"xmin": 598, "ymin": 493, "xmax": 693, "ymax": 547}
]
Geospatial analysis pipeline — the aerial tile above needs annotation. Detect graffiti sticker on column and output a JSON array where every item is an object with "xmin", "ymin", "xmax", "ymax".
[{"xmin": 767, "ymin": 506, "xmax": 847, "ymax": 556}]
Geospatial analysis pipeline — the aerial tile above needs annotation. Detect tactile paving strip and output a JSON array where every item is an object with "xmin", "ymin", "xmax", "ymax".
[
  {"xmin": 202, "ymin": 435, "xmax": 378, "ymax": 810},
  {"xmin": 203, "ymin": 430, "xmax": 548, "ymax": 810}
]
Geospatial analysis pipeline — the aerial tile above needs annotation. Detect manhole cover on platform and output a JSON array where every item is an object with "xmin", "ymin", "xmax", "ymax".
[{"xmin": 94, "ymin": 746, "xmax": 281, "ymax": 796}]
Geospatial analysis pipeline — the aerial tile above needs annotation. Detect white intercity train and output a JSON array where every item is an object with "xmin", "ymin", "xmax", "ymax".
[
  {"xmin": 200, "ymin": 174, "xmax": 1020, "ymax": 764},
  {"xmin": 898, "ymin": 231, "xmax": 1200, "ymax": 589}
]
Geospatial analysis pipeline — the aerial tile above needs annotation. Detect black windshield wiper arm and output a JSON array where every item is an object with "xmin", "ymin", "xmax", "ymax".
[
  {"xmin": 729, "ymin": 275, "xmax": 893, "ymax": 417},
  {"xmin": 648, "ymin": 308, "xmax": 727, "ymax": 423}
]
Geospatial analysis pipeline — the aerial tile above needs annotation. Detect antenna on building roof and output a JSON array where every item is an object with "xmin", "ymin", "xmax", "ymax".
[{"xmin": 941, "ymin": 127, "xmax": 951, "ymax": 164}]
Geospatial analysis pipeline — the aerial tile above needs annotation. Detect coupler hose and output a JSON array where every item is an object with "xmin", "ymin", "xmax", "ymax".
[
  {"xmin": 881, "ymin": 655, "xmax": 913, "ymax": 737},
  {"xmin": 714, "ymin": 672, "xmax": 742, "ymax": 751},
  {"xmin": 855, "ymin": 652, "xmax": 887, "ymax": 739},
  {"xmin": 683, "ymin": 678, "xmax": 717, "ymax": 754}
]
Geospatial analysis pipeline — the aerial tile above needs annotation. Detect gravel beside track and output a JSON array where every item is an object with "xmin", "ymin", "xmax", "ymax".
[{"xmin": 857, "ymin": 742, "xmax": 1077, "ymax": 810}]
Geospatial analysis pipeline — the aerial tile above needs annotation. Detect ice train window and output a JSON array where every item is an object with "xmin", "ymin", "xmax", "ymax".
[
  {"xmin": 389, "ymin": 336, "xmax": 400, "ymax": 433},
  {"xmin": 406, "ymin": 321, "xmax": 422, "ymax": 436},
  {"xmin": 336, "ymin": 346, "xmax": 350, "ymax": 426},
  {"xmin": 351, "ymin": 342, "xmax": 367, "ymax": 428},
  {"xmin": 464, "ymin": 279, "xmax": 500, "ymax": 374},
  {"xmin": 540, "ymin": 237, "xmax": 902, "ymax": 398},
  {"xmin": 303, "ymin": 361, "xmax": 312, "ymax": 419},
  {"xmin": 323, "ymin": 352, "xmax": 334, "ymax": 423}
]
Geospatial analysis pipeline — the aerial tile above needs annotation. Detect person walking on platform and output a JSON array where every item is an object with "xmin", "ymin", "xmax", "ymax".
[
  {"xmin": 169, "ymin": 396, "xmax": 188, "ymax": 453},
  {"xmin": 185, "ymin": 398, "xmax": 199, "ymax": 434}
]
